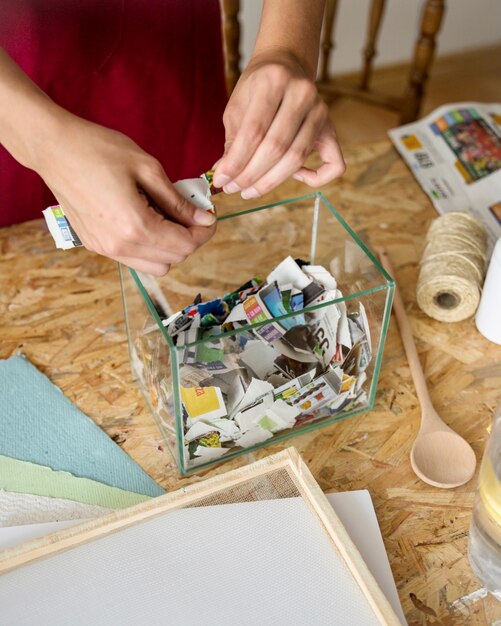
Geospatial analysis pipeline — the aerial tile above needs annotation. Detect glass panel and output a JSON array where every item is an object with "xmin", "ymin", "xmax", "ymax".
[
  {"xmin": 120, "ymin": 194, "xmax": 393, "ymax": 474},
  {"xmin": 119, "ymin": 265, "xmax": 182, "ymax": 469}
]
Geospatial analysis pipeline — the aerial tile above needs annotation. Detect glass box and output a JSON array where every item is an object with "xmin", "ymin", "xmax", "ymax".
[{"xmin": 120, "ymin": 193, "xmax": 394, "ymax": 475}]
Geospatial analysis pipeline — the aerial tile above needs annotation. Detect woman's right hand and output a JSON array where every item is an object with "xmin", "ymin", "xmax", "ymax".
[{"xmin": 34, "ymin": 112, "xmax": 216, "ymax": 275}]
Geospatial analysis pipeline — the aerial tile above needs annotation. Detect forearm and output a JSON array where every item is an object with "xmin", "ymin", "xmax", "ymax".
[
  {"xmin": 0, "ymin": 48, "xmax": 65, "ymax": 171},
  {"xmin": 251, "ymin": 0, "xmax": 325, "ymax": 79}
]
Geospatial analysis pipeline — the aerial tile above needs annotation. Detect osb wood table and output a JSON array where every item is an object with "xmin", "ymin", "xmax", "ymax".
[{"xmin": 1, "ymin": 140, "xmax": 500, "ymax": 625}]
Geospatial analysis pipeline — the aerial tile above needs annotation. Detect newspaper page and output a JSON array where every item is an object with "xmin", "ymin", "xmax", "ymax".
[{"xmin": 388, "ymin": 102, "xmax": 501, "ymax": 253}]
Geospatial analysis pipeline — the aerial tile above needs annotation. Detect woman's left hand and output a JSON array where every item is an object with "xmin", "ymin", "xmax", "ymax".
[{"xmin": 213, "ymin": 51, "xmax": 345, "ymax": 199}]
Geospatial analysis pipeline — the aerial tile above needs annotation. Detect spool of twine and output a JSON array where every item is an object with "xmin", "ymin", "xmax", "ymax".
[{"xmin": 416, "ymin": 212, "xmax": 487, "ymax": 322}]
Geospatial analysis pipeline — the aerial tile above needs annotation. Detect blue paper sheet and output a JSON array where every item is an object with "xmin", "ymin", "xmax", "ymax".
[{"xmin": 0, "ymin": 356, "xmax": 164, "ymax": 498}]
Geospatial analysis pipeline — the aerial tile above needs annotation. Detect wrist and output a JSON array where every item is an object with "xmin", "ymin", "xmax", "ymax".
[
  {"xmin": 18, "ymin": 98, "xmax": 72, "ymax": 174},
  {"xmin": 246, "ymin": 47, "xmax": 315, "ymax": 81}
]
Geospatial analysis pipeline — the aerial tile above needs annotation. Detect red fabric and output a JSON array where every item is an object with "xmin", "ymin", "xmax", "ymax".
[{"xmin": 0, "ymin": 0, "xmax": 227, "ymax": 227}]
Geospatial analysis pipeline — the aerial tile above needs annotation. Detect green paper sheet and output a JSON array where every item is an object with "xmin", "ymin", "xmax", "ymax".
[{"xmin": 0, "ymin": 455, "xmax": 150, "ymax": 510}]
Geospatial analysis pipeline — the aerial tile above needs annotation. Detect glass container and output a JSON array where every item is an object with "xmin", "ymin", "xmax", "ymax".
[
  {"xmin": 120, "ymin": 193, "xmax": 394, "ymax": 474},
  {"xmin": 468, "ymin": 400, "xmax": 501, "ymax": 596}
]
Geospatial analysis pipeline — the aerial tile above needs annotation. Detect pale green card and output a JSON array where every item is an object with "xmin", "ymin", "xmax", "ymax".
[{"xmin": 0, "ymin": 455, "xmax": 151, "ymax": 510}]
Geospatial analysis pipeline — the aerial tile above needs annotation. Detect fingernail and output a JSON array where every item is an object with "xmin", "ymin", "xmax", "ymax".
[
  {"xmin": 223, "ymin": 181, "xmax": 241, "ymax": 194},
  {"xmin": 212, "ymin": 172, "xmax": 228, "ymax": 187},
  {"xmin": 241, "ymin": 187, "xmax": 260, "ymax": 200},
  {"xmin": 293, "ymin": 173, "xmax": 304, "ymax": 182},
  {"xmin": 194, "ymin": 209, "xmax": 216, "ymax": 226}
]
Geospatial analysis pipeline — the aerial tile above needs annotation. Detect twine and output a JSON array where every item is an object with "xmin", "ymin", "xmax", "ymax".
[{"xmin": 416, "ymin": 212, "xmax": 487, "ymax": 322}]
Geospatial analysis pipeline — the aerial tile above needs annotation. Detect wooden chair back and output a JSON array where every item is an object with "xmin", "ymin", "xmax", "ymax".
[{"xmin": 318, "ymin": 0, "xmax": 446, "ymax": 123}]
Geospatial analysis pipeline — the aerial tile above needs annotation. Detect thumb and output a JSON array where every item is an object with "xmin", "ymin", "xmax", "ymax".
[{"xmin": 138, "ymin": 167, "xmax": 216, "ymax": 228}]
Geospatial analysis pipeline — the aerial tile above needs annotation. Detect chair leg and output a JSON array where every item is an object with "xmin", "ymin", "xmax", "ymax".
[
  {"xmin": 319, "ymin": 0, "xmax": 339, "ymax": 83},
  {"xmin": 360, "ymin": 0, "xmax": 387, "ymax": 90},
  {"xmin": 400, "ymin": 0, "xmax": 446, "ymax": 124},
  {"xmin": 221, "ymin": 0, "xmax": 241, "ymax": 95}
]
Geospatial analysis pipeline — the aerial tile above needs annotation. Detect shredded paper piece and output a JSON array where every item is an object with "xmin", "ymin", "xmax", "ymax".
[{"xmin": 153, "ymin": 256, "xmax": 372, "ymax": 467}]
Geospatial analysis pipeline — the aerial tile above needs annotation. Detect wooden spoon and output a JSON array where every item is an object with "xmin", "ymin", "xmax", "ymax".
[{"xmin": 377, "ymin": 248, "xmax": 477, "ymax": 488}]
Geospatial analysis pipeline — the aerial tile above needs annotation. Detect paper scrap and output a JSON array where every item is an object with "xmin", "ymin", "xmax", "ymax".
[
  {"xmin": 0, "ymin": 455, "xmax": 150, "ymax": 509},
  {"xmin": 0, "ymin": 355, "xmax": 164, "ymax": 498},
  {"xmin": 235, "ymin": 426, "xmax": 273, "ymax": 448},
  {"xmin": 181, "ymin": 386, "xmax": 227, "ymax": 422},
  {"xmin": 0, "ymin": 491, "xmax": 111, "ymax": 527}
]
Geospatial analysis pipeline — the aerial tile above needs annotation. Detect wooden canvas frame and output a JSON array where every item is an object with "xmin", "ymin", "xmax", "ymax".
[{"xmin": 0, "ymin": 447, "xmax": 400, "ymax": 625}]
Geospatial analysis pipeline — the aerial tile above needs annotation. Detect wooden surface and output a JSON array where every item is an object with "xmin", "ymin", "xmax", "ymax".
[{"xmin": 1, "ymin": 140, "xmax": 501, "ymax": 624}]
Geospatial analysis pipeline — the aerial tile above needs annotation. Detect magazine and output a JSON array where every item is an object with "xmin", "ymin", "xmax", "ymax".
[{"xmin": 389, "ymin": 102, "xmax": 501, "ymax": 253}]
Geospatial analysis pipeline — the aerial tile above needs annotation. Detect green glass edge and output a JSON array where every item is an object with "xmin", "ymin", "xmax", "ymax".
[
  {"xmin": 215, "ymin": 192, "xmax": 318, "ymax": 222},
  {"xmin": 367, "ymin": 282, "xmax": 395, "ymax": 408},
  {"xmin": 127, "ymin": 266, "xmax": 186, "ymax": 472},
  {"xmin": 318, "ymin": 194, "xmax": 394, "ymax": 284},
  {"xmin": 181, "ymin": 403, "xmax": 371, "ymax": 475},
  {"xmin": 177, "ymin": 285, "xmax": 391, "ymax": 349},
  {"xmin": 119, "ymin": 264, "xmax": 182, "ymax": 469},
  {"xmin": 118, "ymin": 263, "xmax": 136, "ymax": 372},
  {"xmin": 128, "ymin": 268, "xmax": 176, "ymax": 349},
  {"xmin": 317, "ymin": 194, "xmax": 395, "ymax": 409},
  {"xmin": 169, "ymin": 344, "xmax": 186, "ymax": 474}
]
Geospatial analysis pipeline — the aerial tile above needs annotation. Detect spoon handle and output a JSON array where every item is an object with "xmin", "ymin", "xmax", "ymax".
[{"xmin": 377, "ymin": 248, "xmax": 434, "ymax": 411}]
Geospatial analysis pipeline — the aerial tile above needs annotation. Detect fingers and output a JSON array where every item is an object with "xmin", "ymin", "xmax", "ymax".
[
  {"xmin": 225, "ymin": 85, "xmax": 322, "ymax": 197},
  {"xmin": 214, "ymin": 62, "xmax": 345, "ymax": 198},
  {"xmin": 236, "ymin": 100, "xmax": 327, "ymax": 199},
  {"xmin": 137, "ymin": 159, "xmax": 216, "ymax": 228},
  {"xmin": 292, "ymin": 122, "xmax": 346, "ymax": 187},
  {"xmin": 60, "ymin": 185, "xmax": 216, "ymax": 269},
  {"xmin": 213, "ymin": 76, "xmax": 282, "ymax": 190}
]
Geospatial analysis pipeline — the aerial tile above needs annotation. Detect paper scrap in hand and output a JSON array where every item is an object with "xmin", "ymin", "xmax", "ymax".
[{"xmin": 42, "ymin": 170, "xmax": 218, "ymax": 250}]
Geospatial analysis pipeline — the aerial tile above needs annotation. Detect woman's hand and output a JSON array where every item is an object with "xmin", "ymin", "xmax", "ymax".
[
  {"xmin": 0, "ymin": 49, "xmax": 215, "ymax": 275},
  {"xmin": 213, "ymin": 51, "xmax": 345, "ymax": 199},
  {"xmin": 36, "ymin": 113, "xmax": 216, "ymax": 275}
]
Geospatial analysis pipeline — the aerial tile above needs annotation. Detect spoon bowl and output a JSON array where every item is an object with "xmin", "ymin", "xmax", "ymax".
[{"xmin": 411, "ymin": 429, "xmax": 477, "ymax": 488}]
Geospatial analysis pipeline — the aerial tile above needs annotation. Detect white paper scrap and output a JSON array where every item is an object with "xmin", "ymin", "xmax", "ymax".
[
  {"xmin": 193, "ymin": 446, "xmax": 230, "ymax": 461},
  {"xmin": 42, "ymin": 206, "xmax": 81, "ymax": 250},
  {"xmin": 273, "ymin": 338, "xmax": 318, "ymax": 364},
  {"xmin": 238, "ymin": 378, "xmax": 274, "ymax": 412},
  {"xmin": 208, "ymin": 419, "xmax": 242, "ymax": 442},
  {"xmin": 235, "ymin": 401, "xmax": 270, "ymax": 433},
  {"xmin": 266, "ymin": 256, "xmax": 311, "ymax": 290},
  {"xmin": 312, "ymin": 302, "xmax": 341, "ymax": 366},
  {"xmin": 235, "ymin": 426, "xmax": 273, "ymax": 448},
  {"xmin": 184, "ymin": 422, "xmax": 217, "ymax": 443},
  {"xmin": 336, "ymin": 292, "xmax": 352, "ymax": 351},
  {"xmin": 240, "ymin": 341, "xmax": 281, "ymax": 379},
  {"xmin": 258, "ymin": 400, "xmax": 300, "ymax": 432},
  {"xmin": 224, "ymin": 303, "xmax": 247, "ymax": 324},
  {"xmin": 302, "ymin": 265, "xmax": 337, "ymax": 291},
  {"xmin": 173, "ymin": 177, "xmax": 214, "ymax": 212}
]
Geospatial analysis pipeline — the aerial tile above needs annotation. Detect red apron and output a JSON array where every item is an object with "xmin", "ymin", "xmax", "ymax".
[{"xmin": 0, "ymin": 0, "xmax": 227, "ymax": 227}]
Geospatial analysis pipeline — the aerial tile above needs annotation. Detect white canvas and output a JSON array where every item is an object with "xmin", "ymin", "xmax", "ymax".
[{"xmin": 0, "ymin": 498, "xmax": 381, "ymax": 625}]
